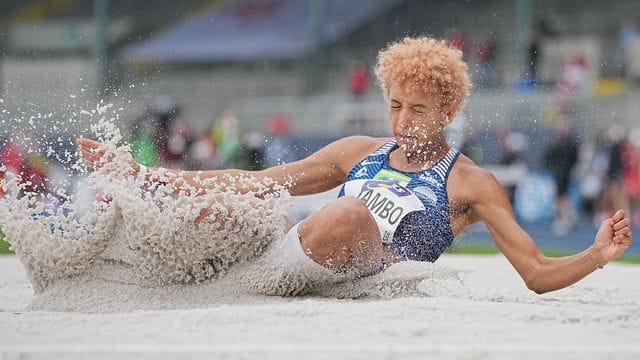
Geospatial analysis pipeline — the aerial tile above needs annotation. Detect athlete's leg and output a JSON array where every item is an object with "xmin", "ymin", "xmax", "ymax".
[
  {"xmin": 297, "ymin": 196, "xmax": 383, "ymax": 275},
  {"xmin": 192, "ymin": 193, "xmax": 387, "ymax": 275},
  {"xmin": 192, "ymin": 193, "xmax": 276, "ymax": 227}
]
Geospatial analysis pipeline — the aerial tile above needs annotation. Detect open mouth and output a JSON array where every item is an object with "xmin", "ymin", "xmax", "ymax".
[{"xmin": 397, "ymin": 134, "xmax": 418, "ymax": 143}]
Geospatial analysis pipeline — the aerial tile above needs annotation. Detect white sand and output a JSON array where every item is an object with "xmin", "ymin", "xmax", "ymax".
[
  {"xmin": 1, "ymin": 254, "xmax": 640, "ymax": 359},
  {"xmin": 2, "ymin": 110, "xmax": 640, "ymax": 359}
]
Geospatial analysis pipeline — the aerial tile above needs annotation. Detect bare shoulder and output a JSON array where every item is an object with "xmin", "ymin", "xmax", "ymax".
[
  {"xmin": 449, "ymin": 154, "xmax": 507, "ymax": 204},
  {"xmin": 316, "ymin": 135, "xmax": 390, "ymax": 168},
  {"xmin": 327, "ymin": 135, "xmax": 388, "ymax": 153}
]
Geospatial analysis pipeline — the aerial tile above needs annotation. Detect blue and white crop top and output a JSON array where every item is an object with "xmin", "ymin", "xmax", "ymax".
[{"xmin": 338, "ymin": 139, "xmax": 460, "ymax": 262}]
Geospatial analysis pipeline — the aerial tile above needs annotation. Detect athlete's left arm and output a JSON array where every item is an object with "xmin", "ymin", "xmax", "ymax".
[{"xmin": 469, "ymin": 169, "xmax": 633, "ymax": 294}]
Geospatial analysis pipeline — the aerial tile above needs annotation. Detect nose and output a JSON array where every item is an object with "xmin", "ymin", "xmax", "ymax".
[{"xmin": 395, "ymin": 108, "xmax": 414, "ymax": 130}]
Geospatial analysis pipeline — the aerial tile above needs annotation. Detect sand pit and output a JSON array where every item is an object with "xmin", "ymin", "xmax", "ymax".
[
  {"xmin": 2, "ymin": 111, "xmax": 639, "ymax": 359},
  {"xmin": 2, "ymin": 254, "xmax": 640, "ymax": 359}
]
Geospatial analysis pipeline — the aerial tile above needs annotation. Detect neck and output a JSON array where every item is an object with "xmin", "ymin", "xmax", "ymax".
[{"xmin": 400, "ymin": 135, "xmax": 450, "ymax": 169}]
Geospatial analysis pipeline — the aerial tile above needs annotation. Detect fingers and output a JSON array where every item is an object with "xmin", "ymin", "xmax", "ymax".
[
  {"xmin": 613, "ymin": 234, "xmax": 633, "ymax": 246},
  {"xmin": 613, "ymin": 222, "xmax": 633, "ymax": 246},
  {"xmin": 608, "ymin": 209, "xmax": 633, "ymax": 247},
  {"xmin": 76, "ymin": 138, "xmax": 102, "ymax": 149},
  {"xmin": 611, "ymin": 209, "xmax": 626, "ymax": 223},
  {"xmin": 78, "ymin": 148, "xmax": 104, "ymax": 164},
  {"xmin": 76, "ymin": 138, "xmax": 104, "ymax": 156},
  {"xmin": 75, "ymin": 138, "xmax": 111, "ymax": 169},
  {"xmin": 78, "ymin": 147, "xmax": 102, "ymax": 159},
  {"xmin": 613, "ymin": 217, "xmax": 630, "ymax": 231},
  {"xmin": 615, "ymin": 226, "xmax": 632, "ymax": 236}
]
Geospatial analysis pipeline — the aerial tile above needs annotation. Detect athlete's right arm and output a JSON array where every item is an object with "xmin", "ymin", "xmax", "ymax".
[{"xmin": 76, "ymin": 136, "xmax": 379, "ymax": 196}]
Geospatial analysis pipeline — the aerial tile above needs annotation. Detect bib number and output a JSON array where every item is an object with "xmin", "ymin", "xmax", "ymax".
[{"xmin": 341, "ymin": 180, "xmax": 425, "ymax": 243}]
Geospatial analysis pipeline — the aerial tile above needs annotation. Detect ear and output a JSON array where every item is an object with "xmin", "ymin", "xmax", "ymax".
[
  {"xmin": 440, "ymin": 113, "xmax": 452, "ymax": 128},
  {"xmin": 443, "ymin": 106, "xmax": 458, "ymax": 124}
]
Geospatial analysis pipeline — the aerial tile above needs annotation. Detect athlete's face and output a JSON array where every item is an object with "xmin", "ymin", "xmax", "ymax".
[{"xmin": 387, "ymin": 83, "xmax": 449, "ymax": 153}]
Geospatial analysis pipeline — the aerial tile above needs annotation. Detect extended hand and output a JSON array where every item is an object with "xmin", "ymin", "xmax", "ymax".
[
  {"xmin": 76, "ymin": 138, "xmax": 109, "ymax": 170},
  {"xmin": 593, "ymin": 210, "xmax": 633, "ymax": 264},
  {"xmin": 76, "ymin": 138, "xmax": 141, "ymax": 177}
]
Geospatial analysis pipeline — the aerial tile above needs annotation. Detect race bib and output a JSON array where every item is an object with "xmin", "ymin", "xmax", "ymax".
[{"xmin": 340, "ymin": 179, "xmax": 425, "ymax": 243}]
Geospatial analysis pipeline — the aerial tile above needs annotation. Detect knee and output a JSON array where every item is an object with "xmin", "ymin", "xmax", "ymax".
[
  {"xmin": 298, "ymin": 197, "xmax": 380, "ymax": 271},
  {"xmin": 326, "ymin": 196, "xmax": 374, "ymax": 230}
]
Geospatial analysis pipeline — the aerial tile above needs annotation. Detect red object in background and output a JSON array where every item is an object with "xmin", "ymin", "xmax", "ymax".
[
  {"xmin": 446, "ymin": 30, "xmax": 466, "ymax": 52},
  {"xmin": 19, "ymin": 155, "xmax": 49, "ymax": 194},
  {"xmin": 622, "ymin": 142, "xmax": 640, "ymax": 197},
  {"xmin": 0, "ymin": 142, "xmax": 24, "ymax": 197},
  {"xmin": 474, "ymin": 41, "xmax": 494, "ymax": 62},
  {"xmin": 557, "ymin": 53, "xmax": 588, "ymax": 95},
  {"xmin": 0, "ymin": 142, "xmax": 23, "ymax": 173},
  {"xmin": 349, "ymin": 65, "xmax": 369, "ymax": 96},
  {"xmin": 265, "ymin": 113, "xmax": 290, "ymax": 136}
]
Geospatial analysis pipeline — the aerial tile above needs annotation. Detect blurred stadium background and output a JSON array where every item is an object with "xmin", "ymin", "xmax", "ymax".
[{"xmin": 1, "ymin": 0, "xmax": 640, "ymax": 254}]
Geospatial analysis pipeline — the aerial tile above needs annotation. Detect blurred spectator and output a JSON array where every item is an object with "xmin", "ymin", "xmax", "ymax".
[
  {"xmin": 622, "ymin": 128, "xmax": 640, "ymax": 226},
  {"xmin": 527, "ymin": 34, "xmax": 541, "ymax": 87},
  {"xmin": 211, "ymin": 108, "xmax": 242, "ymax": 168},
  {"xmin": 446, "ymin": 29, "xmax": 466, "ymax": 53},
  {"xmin": 519, "ymin": 14, "xmax": 554, "ymax": 90},
  {"xmin": 598, "ymin": 125, "xmax": 630, "ymax": 219},
  {"xmin": 190, "ymin": 132, "xmax": 216, "ymax": 170},
  {"xmin": 500, "ymin": 131, "xmax": 529, "ymax": 202},
  {"xmin": 348, "ymin": 61, "xmax": 369, "ymax": 101},
  {"xmin": 0, "ymin": 139, "xmax": 23, "ymax": 174},
  {"xmin": 581, "ymin": 124, "xmax": 630, "ymax": 224},
  {"xmin": 0, "ymin": 141, "xmax": 53, "ymax": 198},
  {"xmin": 576, "ymin": 135, "xmax": 602, "ymax": 218},
  {"xmin": 556, "ymin": 52, "xmax": 588, "ymax": 112},
  {"xmin": 615, "ymin": 19, "xmax": 639, "ymax": 78},
  {"xmin": 474, "ymin": 38, "xmax": 496, "ymax": 89},
  {"xmin": 501, "ymin": 131, "xmax": 528, "ymax": 167},
  {"xmin": 153, "ymin": 96, "xmax": 194, "ymax": 167},
  {"xmin": 544, "ymin": 118, "xmax": 580, "ymax": 235},
  {"xmin": 130, "ymin": 109, "xmax": 158, "ymax": 167},
  {"xmin": 242, "ymin": 131, "xmax": 266, "ymax": 171},
  {"xmin": 264, "ymin": 113, "xmax": 293, "ymax": 167},
  {"xmin": 166, "ymin": 120, "xmax": 194, "ymax": 166},
  {"xmin": 0, "ymin": 139, "xmax": 23, "ymax": 197},
  {"xmin": 20, "ymin": 153, "xmax": 50, "ymax": 195}
]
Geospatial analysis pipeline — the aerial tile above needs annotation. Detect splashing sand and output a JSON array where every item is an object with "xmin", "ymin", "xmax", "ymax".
[
  {"xmin": 2, "ymin": 106, "xmax": 640, "ymax": 359},
  {"xmin": 1, "ymin": 106, "xmax": 307, "ymax": 306},
  {"xmin": 1, "ymin": 105, "xmax": 463, "ymax": 312}
]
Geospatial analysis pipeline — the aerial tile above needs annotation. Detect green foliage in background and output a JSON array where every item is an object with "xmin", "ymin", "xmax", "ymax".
[
  {"xmin": 447, "ymin": 242, "xmax": 640, "ymax": 265},
  {"xmin": 0, "ymin": 227, "xmax": 12, "ymax": 254},
  {"xmin": 1, "ymin": 230, "xmax": 638, "ymax": 263}
]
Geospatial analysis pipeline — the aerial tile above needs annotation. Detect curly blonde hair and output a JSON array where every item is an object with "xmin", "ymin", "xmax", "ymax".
[{"xmin": 374, "ymin": 36, "xmax": 472, "ymax": 119}]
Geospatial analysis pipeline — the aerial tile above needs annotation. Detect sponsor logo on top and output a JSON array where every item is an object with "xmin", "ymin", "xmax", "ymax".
[
  {"xmin": 361, "ymin": 159, "xmax": 382, "ymax": 166},
  {"xmin": 361, "ymin": 180, "xmax": 412, "ymax": 197},
  {"xmin": 354, "ymin": 168, "xmax": 369, "ymax": 178},
  {"xmin": 419, "ymin": 173, "xmax": 441, "ymax": 187}
]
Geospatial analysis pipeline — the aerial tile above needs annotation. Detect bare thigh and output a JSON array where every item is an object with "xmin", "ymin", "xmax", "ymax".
[{"xmin": 296, "ymin": 196, "xmax": 384, "ymax": 275}]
